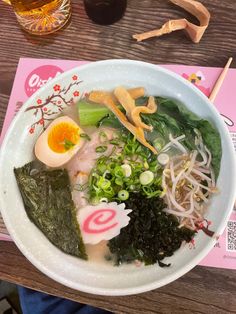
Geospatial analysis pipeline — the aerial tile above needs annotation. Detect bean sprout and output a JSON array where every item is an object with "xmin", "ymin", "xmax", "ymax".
[{"xmin": 161, "ymin": 133, "xmax": 218, "ymax": 229}]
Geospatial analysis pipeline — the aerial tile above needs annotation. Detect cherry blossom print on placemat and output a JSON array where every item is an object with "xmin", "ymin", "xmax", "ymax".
[{"xmin": 25, "ymin": 75, "xmax": 82, "ymax": 134}]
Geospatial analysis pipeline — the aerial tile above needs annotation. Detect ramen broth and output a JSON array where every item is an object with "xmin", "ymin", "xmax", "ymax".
[{"xmin": 86, "ymin": 241, "xmax": 111, "ymax": 264}]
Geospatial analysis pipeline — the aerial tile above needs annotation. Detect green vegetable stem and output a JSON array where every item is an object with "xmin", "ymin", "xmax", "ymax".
[{"xmin": 77, "ymin": 99, "xmax": 111, "ymax": 126}]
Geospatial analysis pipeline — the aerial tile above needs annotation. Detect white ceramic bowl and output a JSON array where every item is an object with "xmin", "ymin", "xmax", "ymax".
[{"xmin": 0, "ymin": 60, "xmax": 236, "ymax": 296}]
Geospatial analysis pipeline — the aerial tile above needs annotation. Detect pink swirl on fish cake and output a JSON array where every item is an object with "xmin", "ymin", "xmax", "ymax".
[
  {"xmin": 83, "ymin": 209, "xmax": 118, "ymax": 234},
  {"xmin": 77, "ymin": 202, "xmax": 132, "ymax": 244}
]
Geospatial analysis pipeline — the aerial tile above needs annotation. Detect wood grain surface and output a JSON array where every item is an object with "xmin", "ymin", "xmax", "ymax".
[
  {"xmin": 0, "ymin": 0, "xmax": 236, "ymax": 313},
  {"xmin": 1, "ymin": 241, "xmax": 236, "ymax": 314}
]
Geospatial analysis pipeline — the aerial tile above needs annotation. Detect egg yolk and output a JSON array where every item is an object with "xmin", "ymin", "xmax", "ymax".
[{"xmin": 48, "ymin": 122, "xmax": 80, "ymax": 153}]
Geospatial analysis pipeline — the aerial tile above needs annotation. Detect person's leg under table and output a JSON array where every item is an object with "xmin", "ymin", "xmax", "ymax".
[{"xmin": 18, "ymin": 286, "xmax": 113, "ymax": 314}]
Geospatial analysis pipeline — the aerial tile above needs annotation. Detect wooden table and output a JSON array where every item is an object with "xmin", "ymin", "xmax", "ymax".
[{"xmin": 0, "ymin": 0, "xmax": 236, "ymax": 313}]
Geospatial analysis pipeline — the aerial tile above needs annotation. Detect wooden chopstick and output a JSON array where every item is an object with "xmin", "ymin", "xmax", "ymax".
[
  {"xmin": 209, "ymin": 57, "xmax": 235, "ymax": 207},
  {"xmin": 209, "ymin": 57, "xmax": 233, "ymax": 102}
]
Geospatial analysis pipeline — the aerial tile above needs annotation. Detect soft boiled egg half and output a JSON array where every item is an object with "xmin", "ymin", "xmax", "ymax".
[{"xmin": 35, "ymin": 116, "xmax": 85, "ymax": 167}]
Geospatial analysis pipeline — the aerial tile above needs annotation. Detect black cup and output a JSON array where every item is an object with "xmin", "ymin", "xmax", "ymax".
[{"xmin": 84, "ymin": 0, "xmax": 127, "ymax": 25}]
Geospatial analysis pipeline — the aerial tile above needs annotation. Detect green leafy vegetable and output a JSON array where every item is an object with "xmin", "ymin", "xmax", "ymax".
[
  {"xmin": 14, "ymin": 161, "xmax": 87, "ymax": 260},
  {"xmin": 98, "ymin": 112, "xmax": 123, "ymax": 129},
  {"xmin": 142, "ymin": 97, "xmax": 222, "ymax": 178},
  {"xmin": 108, "ymin": 194, "xmax": 195, "ymax": 266},
  {"xmin": 159, "ymin": 97, "xmax": 222, "ymax": 178}
]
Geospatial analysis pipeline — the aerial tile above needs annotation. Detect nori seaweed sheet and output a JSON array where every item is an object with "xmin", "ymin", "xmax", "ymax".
[{"xmin": 14, "ymin": 161, "xmax": 87, "ymax": 260}]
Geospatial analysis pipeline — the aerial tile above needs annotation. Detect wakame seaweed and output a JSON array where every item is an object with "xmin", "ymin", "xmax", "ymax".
[
  {"xmin": 108, "ymin": 195, "xmax": 195, "ymax": 266},
  {"xmin": 14, "ymin": 161, "xmax": 87, "ymax": 260}
]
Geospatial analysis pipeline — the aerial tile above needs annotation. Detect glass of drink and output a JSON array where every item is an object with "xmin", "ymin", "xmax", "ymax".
[
  {"xmin": 4, "ymin": 0, "xmax": 71, "ymax": 35},
  {"xmin": 83, "ymin": 0, "xmax": 127, "ymax": 25}
]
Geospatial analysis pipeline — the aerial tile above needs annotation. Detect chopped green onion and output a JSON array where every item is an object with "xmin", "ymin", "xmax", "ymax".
[
  {"xmin": 109, "ymin": 140, "xmax": 119, "ymax": 145},
  {"xmin": 153, "ymin": 138, "xmax": 166, "ymax": 151},
  {"xmin": 74, "ymin": 183, "xmax": 88, "ymax": 192},
  {"xmin": 100, "ymin": 197, "xmax": 108, "ymax": 203},
  {"xmin": 88, "ymin": 131, "xmax": 163, "ymax": 203},
  {"xmin": 91, "ymin": 196, "xmax": 101, "ymax": 205},
  {"xmin": 97, "ymin": 177, "xmax": 111, "ymax": 190},
  {"xmin": 96, "ymin": 145, "xmax": 107, "ymax": 153},
  {"xmin": 118, "ymin": 190, "xmax": 129, "ymax": 201},
  {"xmin": 139, "ymin": 171, "xmax": 154, "ymax": 185},
  {"xmin": 80, "ymin": 133, "xmax": 91, "ymax": 141},
  {"xmin": 121, "ymin": 164, "xmax": 132, "ymax": 177},
  {"xmin": 129, "ymin": 185, "xmax": 136, "ymax": 191},
  {"xmin": 104, "ymin": 171, "xmax": 112, "ymax": 180},
  {"xmin": 114, "ymin": 166, "xmax": 124, "ymax": 177},
  {"xmin": 97, "ymin": 164, "xmax": 107, "ymax": 173},
  {"xmin": 99, "ymin": 131, "xmax": 108, "ymax": 142},
  {"xmin": 64, "ymin": 138, "xmax": 75, "ymax": 150},
  {"xmin": 115, "ymin": 178, "xmax": 123, "ymax": 186},
  {"xmin": 149, "ymin": 160, "xmax": 160, "ymax": 172},
  {"xmin": 157, "ymin": 153, "xmax": 169, "ymax": 166},
  {"xmin": 108, "ymin": 162, "xmax": 116, "ymax": 171},
  {"xmin": 142, "ymin": 185, "xmax": 161, "ymax": 198},
  {"xmin": 104, "ymin": 186, "xmax": 113, "ymax": 194}
]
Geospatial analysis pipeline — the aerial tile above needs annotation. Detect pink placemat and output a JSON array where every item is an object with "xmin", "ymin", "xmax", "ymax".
[{"xmin": 0, "ymin": 58, "xmax": 236, "ymax": 269}]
